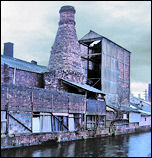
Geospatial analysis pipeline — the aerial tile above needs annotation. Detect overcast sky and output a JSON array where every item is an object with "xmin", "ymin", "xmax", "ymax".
[{"xmin": 1, "ymin": 1, "xmax": 151, "ymax": 98}]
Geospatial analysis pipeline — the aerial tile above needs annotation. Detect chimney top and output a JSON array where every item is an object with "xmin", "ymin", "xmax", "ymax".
[
  {"xmin": 4, "ymin": 42, "xmax": 14, "ymax": 57},
  {"xmin": 59, "ymin": 5, "xmax": 75, "ymax": 13}
]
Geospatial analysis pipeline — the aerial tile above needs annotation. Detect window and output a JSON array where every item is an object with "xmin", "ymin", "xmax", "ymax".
[
  {"xmin": 1, "ymin": 111, "xmax": 7, "ymax": 134},
  {"xmin": 33, "ymin": 112, "xmax": 52, "ymax": 133},
  {"xmin": 52, "ymin": 116, "xmax": 68, "ymax": 132},
  {"xmin": 86, "ymin": 115, "xmax": 105, "ymax": 129},
  {"xmin": 32, "ymin": 112, "xmax": 40, "ymax": 133},
  {"xmin": 40, "ymin": 113, "xmax": 51, "ymax": 132}
]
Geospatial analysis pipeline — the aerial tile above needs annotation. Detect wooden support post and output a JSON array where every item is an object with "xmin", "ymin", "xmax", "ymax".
[
  {"xmin": 82, "ymin": 53, "xmax": 101, "ymax": 57},
  {"xmin": 67, "ymin": 95, "xmax": 70, "ymax": 131},
  {"xmin": 6, "ymin": 87, "xmax": 9, "ymax": 135},
  {"xmin": 51, "ymin": 114, "xmax": 68, "ymax": 130},
  {"xmin": 87, "ymin": 46, "xmax": 89, "ymax": 78},
  {"xmin": 31, "ymin": 91, "xmax": 34, "ymax": 132},
  {"xmin": 51, "ymin": 94, "xmax": 53, "ymax": 132},
  {"xmin": 84, "ymin": 91, "xmax": 87, "ymax": 130}
]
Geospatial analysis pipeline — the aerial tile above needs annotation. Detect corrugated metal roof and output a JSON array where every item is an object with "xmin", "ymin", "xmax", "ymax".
[
  {"xmin": 130, "ymin": 103, "xmax": 151, "ymax": 115},
  {"xmin": 1, "ymin": 55, "xmax": 49, "ymax": 73},
  {"xmin": 61, "ymin": 78, "xmax": 106, "ymax": 95}
]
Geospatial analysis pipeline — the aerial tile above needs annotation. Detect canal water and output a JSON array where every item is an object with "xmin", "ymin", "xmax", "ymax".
[{"xmin": 1, "ymin": 131, "xmax": 151, "ymax": 157}]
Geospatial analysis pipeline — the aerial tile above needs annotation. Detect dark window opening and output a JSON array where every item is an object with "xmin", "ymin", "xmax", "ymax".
[
  {"xmin": 33, "ymin": 112, "xmax": 40, "ymax": 117},
  {"xmin": 87, "ymin": 91, "xmax": 97, "ymax": 99},
  {"xmin": 87, "ymin": 42, "xmax": 102, "ymax": 91},
  {"xmin": 52, "ymin": 116, "xmax": 68, "ymax": 132},
  {"xmin": 61, "ymin": 82, "xmax": 85, "ymax": 95}
]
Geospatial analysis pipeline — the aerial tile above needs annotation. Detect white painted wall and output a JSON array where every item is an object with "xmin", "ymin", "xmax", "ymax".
[
  {"xmin": 129, "ymin": 112, "xmax": 141, "ymax": 123},
  {"xmin": 139, "ymin": 115, "xmax": 151, "ymax": 126}
]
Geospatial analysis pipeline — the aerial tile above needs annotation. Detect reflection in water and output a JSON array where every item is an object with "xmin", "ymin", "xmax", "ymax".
[
  {"xmin": 128, "ymin": 132, "xmax": 151, "ymax": 157},
  {"xmin": 1, "ymin": 132, "xmax": 151, "ymax": 157}
]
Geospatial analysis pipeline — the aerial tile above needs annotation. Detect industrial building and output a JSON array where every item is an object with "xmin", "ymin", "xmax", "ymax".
[{"xmin": 1, "ymin": 5, "xmax": 150, "ymax": 149}]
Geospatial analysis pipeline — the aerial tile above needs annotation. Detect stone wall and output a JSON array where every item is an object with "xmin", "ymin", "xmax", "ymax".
[{"xmin": 1, "ymin": 64, "xmax": 44, "ymax": 88}]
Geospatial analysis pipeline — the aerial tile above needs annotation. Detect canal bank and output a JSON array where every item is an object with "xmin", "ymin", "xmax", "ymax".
[
  {"xmin": 1, "ymin": 125, "xmax": 151, "ymax": 150},
  {"xmin": 1, "ymin": 131, "xmax": 151, "ymax": 157}
]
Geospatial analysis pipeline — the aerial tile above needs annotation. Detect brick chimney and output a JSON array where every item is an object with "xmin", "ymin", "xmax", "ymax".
[
  {"xmin": 4, "ymin": 42, "xmax": 14, "ymax": 57},
  {"xmin": 45, "ymin": 6, "xmax": 86, "ymax": 90},
  {"xmin": 48, "ymin": 6, "xmax": 86, "ymax": 81}
]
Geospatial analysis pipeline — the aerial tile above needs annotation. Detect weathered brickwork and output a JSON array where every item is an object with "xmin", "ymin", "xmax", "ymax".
[
  {"xmin": 8, "ymin": 112, "xmax": 32, "ymax": 134},
  {"xmin": 15, "ymin": 69, "xmax": 44, "ymax": 88},
  {"xmin": 1, "ymin": 83, "xmax": 85, "ymax": 113},
  {"xmin": 1, "ymin": 64, "xmax": 14, "ymax": 84},
  {"xmin": 1, "ymin": 128, "xmax": 110, "ymax": 149},
  {"xmin": 44, "ymin": 70, "xmax": 86, "ymax": 91},
  {"xmin": 1, "ymin": 125, "xmax": 151, "ymax": 149},
  {"xmin": 1, "ymin": 65, "xmax": 4, "ymax": 83},
  {"xmin": 47, "ymin": 6, "xmax": 86, "ymax": 91},
  {"xmin": 1, "ymin": 65, "xmax": 44, "ymax": 88}
]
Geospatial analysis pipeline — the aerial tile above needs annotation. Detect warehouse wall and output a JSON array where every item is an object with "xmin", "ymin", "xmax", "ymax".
[{"xmin": 101, "ymin": 38, "xmax": 130, "ymax": 107}]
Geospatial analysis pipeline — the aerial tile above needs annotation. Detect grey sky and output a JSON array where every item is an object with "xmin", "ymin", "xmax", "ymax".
[{"xmin": 1, "ymin": 1, "xmax": 151, "ymax": 97}]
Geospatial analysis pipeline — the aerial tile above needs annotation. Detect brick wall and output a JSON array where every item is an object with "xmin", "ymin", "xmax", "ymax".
[
  {"xmin": 1, "ymin": 64, "xmax": 44, "ymax": 88},
  {"xmin": 44, "ymin": 70, "xmax": 86, "ymax": 91},
  {"xmin": 8, "ymin": 112, "xmax": 32, "ymax": 134},
  {"xmin": 1, "ymin": 83, "xmax": 85, "ymax": 113}
]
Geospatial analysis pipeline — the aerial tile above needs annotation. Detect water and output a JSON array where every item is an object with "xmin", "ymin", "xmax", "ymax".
[{"xmin": 1, "ymin": 132, "xmax": 151, "ymax": 157}]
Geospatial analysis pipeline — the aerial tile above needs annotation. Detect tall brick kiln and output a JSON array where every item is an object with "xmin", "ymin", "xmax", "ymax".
[{"xmin": 45, "ymin": 6, "xmax": 87, "ymax": 91}]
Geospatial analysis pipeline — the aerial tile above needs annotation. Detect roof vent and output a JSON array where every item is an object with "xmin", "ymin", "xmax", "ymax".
[{"xmin": 31, "ymin": 60, "xmax": 37, "ymax": 65}]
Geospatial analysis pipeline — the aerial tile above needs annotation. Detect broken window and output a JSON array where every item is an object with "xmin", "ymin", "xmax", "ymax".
[
  {"xmin": 1, "ymin": 111, "xmax": 7, "ymax": 134},
  {"xmin": 86, "ymin": 115, "xmax": 105, "ymax": 129},
  {"xmin": 52, "ymin": 115, "xmax": 68, "ymax": 132},
  {"xmin": 87, "ymin": 115, "xmax": 95, "ymax": 129},
  {"xmin": 74, "ymin": 114, "xmax": 81, "ymax": 130}
]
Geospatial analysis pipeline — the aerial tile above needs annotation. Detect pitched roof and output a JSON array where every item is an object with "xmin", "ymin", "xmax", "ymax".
[
  {"xmin": 79, "ymin": 30, "xmax": 102, "ymax": 42},
  {"xmin": 61, "ymin": 78, "xmax": 106, "ymax": 95},
  {"xmin": 1, "ymin": 55, "xmax": 49, "ymax": 74},
  {"xmin": 79, "ymin": 30, "xmax": 132, "ymax": 54}
]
